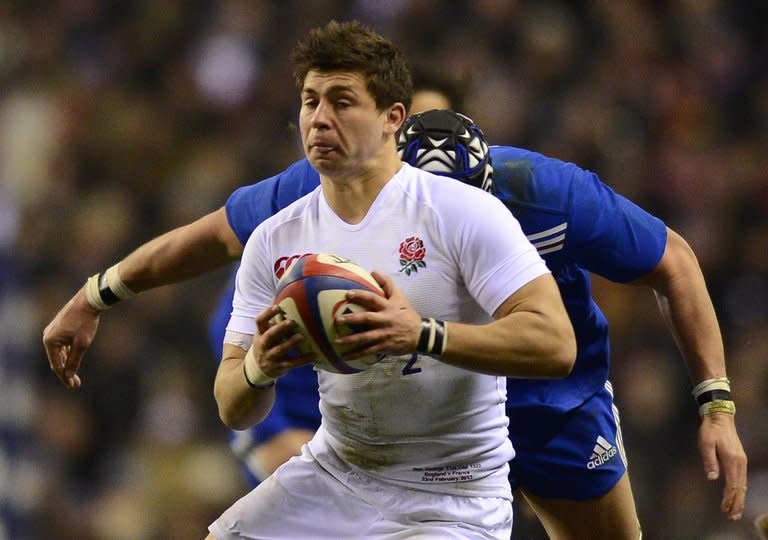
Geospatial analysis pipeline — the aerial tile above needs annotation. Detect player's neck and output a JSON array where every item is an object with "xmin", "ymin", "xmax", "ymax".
[{"xmin": 320, "ymin": 157, "xmax": 402, "ymax": 225}]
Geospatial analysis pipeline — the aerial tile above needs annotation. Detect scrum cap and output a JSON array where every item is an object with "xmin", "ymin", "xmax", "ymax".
[{"xmin": 397, "ymin": 109, "xmax": 493, "ymax": 191}]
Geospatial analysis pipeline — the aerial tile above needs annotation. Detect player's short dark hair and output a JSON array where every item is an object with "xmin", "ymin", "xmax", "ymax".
[{"xmin": 292, "ymin": 20, "xmax": 413, "ymax": 112}]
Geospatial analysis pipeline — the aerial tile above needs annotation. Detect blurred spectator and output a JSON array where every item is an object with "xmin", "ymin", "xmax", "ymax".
[{"xmin": 2, "ymin": 1, "xmax": 765, "ymax": 538}]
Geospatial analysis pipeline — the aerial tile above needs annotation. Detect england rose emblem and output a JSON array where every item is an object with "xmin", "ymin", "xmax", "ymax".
[{"xmin": 398, "ymin": 236, "xmax": 426, "ymax": 275}]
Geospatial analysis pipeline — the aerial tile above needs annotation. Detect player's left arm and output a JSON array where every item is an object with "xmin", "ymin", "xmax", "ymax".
[
  {"xmin": 336, "ymin": 185, "xmax": 575, "ymax": 378},
  {"xmin": 630, "ymin": 226, "xmax": 747, "ymax": 520},
  {"xmin": 339, "ymin": 271, "xmax": 576, "ymax": 379},
  {"xmin": 439, "ymin": 273, "xmax": 577, "ymax": 378}
]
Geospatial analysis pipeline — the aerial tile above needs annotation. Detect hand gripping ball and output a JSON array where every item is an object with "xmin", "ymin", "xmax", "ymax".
[{"xmin": 272, "ymin": 253, "xmax": 385, "ymax": 373}]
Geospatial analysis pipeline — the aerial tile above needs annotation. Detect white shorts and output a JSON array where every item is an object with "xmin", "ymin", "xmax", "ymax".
[{"xmin": 209, "ymin": 444, "xmax": 513, "ymax": 539}]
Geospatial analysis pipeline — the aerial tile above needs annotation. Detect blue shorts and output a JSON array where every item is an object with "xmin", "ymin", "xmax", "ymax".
[{"xmin": 507, "ymin": 382, "xmax": 627, "ymax": 500}]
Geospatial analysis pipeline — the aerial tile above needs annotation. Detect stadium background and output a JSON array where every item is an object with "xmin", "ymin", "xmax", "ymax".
[{"xmin": 0, "ymin": 1, "xmax": 766, "ymax": 538}]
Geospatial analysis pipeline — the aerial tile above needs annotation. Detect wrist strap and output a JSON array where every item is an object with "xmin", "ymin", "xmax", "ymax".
[
  {"xmin": 416, "ymin": 317, "xmax": 448, "ymax": 357},
  {"xmin": 85, "ymin": 264, "xmax": 136, "ymax": 311},
  {"xmin": 692, "ymin": 376, "xmax": 730, "ymax": 398},
  {"xmin": 698, "ymin": 399, "xmax": 736, "ymax": 417},
  {"xmin": 243, "ymin": 346, "xmax": 276, "ymax": 389},
  {"xmin": 692, "ymin": 377, "xmax": 735, "ymax": 417}
]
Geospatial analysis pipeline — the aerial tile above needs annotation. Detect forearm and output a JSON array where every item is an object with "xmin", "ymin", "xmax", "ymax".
[
  {"xmin": 654, "ymin": 274, "xmax": 725, "ymax": 382},
  {"xmin": 441, "ymin": 312, "xmax": 575, "ymax": 378},
  {"xmin": 338, "ymin": 273, "xmax": 575, "ymax": 379},
  {"xmin": 440, "ymin": 275, "xmax": 576, "ymax": 378},
  {"xmin": 215, "ymin": 346, "xmax": 276, "ymax": 430},
  {"xmin": 118, "ymin": 207, "xmax": 242, "ymax": 292},
  {"xmin": 641, "ymin": 228, "xmax": 726, "ymax": 383}
]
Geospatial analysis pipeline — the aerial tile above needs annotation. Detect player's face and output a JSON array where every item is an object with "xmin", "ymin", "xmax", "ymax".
[{"xmin": 299, "ymin": 70, "xmax": 395, "ymax": 178}]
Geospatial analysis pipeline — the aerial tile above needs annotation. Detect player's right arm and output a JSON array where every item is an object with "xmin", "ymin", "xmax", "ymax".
[
  {"xmin": 630, "ymin": 228, "xmax": 747, "ymax": 521},
  {"xmin": 118, "ymin": 207, "xmax": 243, "ymax": 289},
  {"xmin": 43, "ymin": 158, "xmax": 320, "ymax": 390},
  {"xmin": 213, "ymin": 309, "xmax": 313, "ymax": 431},
  {"xmin": 567, "ymin": 165, "xmax": 747, "ymax": 521},
  {"xmin": 43, "ymin": 207, "xmax": 241, "ymax": 389}
]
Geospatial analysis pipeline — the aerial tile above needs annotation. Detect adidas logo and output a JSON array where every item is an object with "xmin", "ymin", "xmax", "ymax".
[{"xmin": 587, "ymin": 435, "xmax": 617, "ymax": 470}]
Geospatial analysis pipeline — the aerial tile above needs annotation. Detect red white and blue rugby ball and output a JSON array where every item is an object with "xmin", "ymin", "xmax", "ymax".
[{"xmin": 272, "ymin": 253, "xmax": 385, "ymax": 374}]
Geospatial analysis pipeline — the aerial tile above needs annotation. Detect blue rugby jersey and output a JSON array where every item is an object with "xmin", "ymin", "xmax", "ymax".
[
  {"xmin": 489, "ymin": 146, "xmax": 666, "ymax": 411},
  {"xmin": 225, "ymin": 159, "xmax": 321, "ymax": 246},
  {"xmin": 222, "ymin": 148, "xmax": 666, "ymax": 413}
]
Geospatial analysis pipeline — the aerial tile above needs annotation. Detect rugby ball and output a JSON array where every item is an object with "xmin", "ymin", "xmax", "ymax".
[{"xmin": 272, "ymin": 253, "xmax": 385, "ymax": 374}]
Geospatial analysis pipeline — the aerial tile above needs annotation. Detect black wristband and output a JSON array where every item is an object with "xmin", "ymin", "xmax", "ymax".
[
  {"xmin": 417, "ymin": 318, "xmax": 433, "ymax": 353},
  {"xmin": 695, "ymin": 389, "xmax": 732, "ymax": 406},
  {"xmin": 432, "ymin": 319, "xmax": 446, "ymax": 355},
  {"xmin": 416, "ymin": 317, "xmax": 446, "ymax": 357},
  {"xmin": 97, "ymin": 272, "xmax": 121, "ymax": 306}
]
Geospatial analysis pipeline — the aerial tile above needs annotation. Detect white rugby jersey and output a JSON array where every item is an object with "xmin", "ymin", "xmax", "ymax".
[{"xmin": 229, "ymin": 162, "xmax": 549, "ymax": 498}]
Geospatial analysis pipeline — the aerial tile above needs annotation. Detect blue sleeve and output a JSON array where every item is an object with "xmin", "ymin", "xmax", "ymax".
[
  {"xmin": 225, "ymin": 159, "xmax": 320, "ymax": 246},
  {"xmin": 567, "ymin": 167, "xmax": 667, "ymax": 283},
  {"xmin": 225, "ymin": 179, "xmax": 281, "ymax": 247}
]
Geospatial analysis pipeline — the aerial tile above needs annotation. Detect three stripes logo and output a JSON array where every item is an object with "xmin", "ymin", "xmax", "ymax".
[
  {"xmin": 587, "ymin": 435, "xmax": 617, "ymax": 470},
  {"xmin": 527, "ymin": 222, "xmax": 567, "ymax": 255}
]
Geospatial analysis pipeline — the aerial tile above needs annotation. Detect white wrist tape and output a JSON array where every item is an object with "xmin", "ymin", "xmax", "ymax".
[
  {"xmin": 692, "ymin": 377, "xmax": 731, "ymax": 398},
  {"xmin": 243, "ymin": 346, "xmax": 276, "ymax": 389},
  {"xmin": 85, "ymin": 274, "xmax": 109, "ymax": 311},
  {"xmin": 85, "ymin": 263, "xmax": 136, "ymax": 311},
  {"xmin": 692, "ymin": 377, "xmax": 735, "ymax": 417}
]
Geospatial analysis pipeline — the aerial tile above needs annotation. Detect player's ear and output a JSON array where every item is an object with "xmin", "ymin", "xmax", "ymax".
[{"xmin": 383, "ymin": 102, "xmax": 407, "ymax": 136}]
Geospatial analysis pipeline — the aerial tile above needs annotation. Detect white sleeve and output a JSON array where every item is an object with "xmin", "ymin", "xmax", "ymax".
[
  {"xmin": 226, "ymin": 226, "xmax": 276, "ymax": 336},
  {"xmin": 444, "ymin": 188, "xmax": 549, "ymax": 316}
]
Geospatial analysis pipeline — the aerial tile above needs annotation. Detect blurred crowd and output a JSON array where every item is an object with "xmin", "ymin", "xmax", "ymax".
[{"xmin": 0, "ymin": 1, "xmax": 766, "ymax": 539}]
